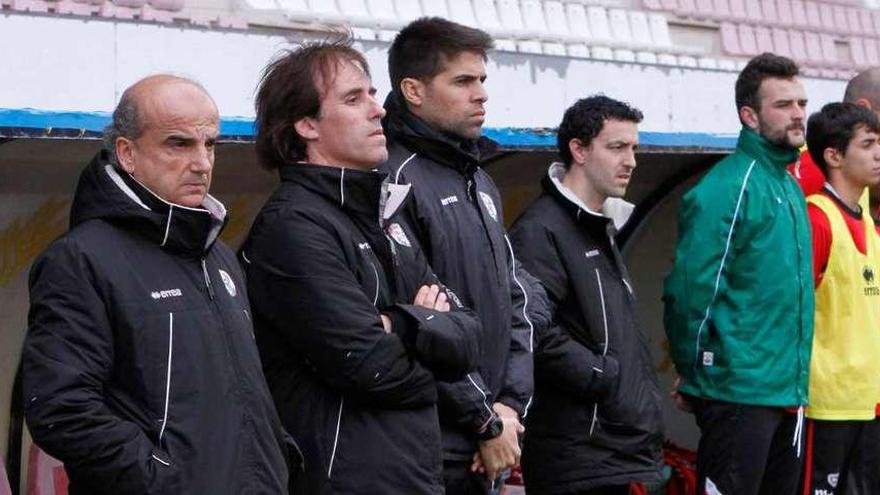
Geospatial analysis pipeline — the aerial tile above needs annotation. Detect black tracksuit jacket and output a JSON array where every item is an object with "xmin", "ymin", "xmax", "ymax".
[
  {"xmin": 241, "ymin": 163, "xmax": 481, "ymax": 494},
  {"xmin": 509, "ymin": 167, "xmax": 664, "ymax": 494},
  {"xmin": 380, "ymin": 93, "xmax": 550, "ymax": 460},
  {"xmin": 22, "ymin": 151, "xmax": 290, "ymax": 495}
]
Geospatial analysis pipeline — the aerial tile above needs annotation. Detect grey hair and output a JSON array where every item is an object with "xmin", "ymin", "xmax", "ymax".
[{"xmin": 103, "ymin": 92, "xmax": 142, "ymax": 163}]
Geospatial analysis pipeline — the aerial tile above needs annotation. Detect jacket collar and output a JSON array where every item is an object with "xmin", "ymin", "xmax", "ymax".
[
  {"xmin": 382, "ymin": 91, "xmax": 498, "ymax": 175},
  {"xmin": 543, "ymin": 162, "xmax": 634, "ymax": 230},
  {"xmin": 736, "ymin": 126, "xmax": 800, "ymax": 173},
  {"xmin": 279, "ymin": 162, "xmax": 411, "ymax": 227},
  {"xmin": 70, "ymin": 150, "xmax": 227, "ymax": 257}
]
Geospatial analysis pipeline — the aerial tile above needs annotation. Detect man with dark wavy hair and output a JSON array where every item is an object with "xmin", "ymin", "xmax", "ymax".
[
  {"xmin": 243, "ymin": 40, "xmax": 481, "ymax": 494},
  {"xmin": 664, "ymin": 53, "xmax": 814, "ymax": 495},
  {"xmin": 510, "ymin": 95, "xmax": 663, "ymax": 495}
]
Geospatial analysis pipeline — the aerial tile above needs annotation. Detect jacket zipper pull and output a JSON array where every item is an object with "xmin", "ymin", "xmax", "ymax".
[
  {"xmin": 201, "ymin": 258, "xmax": 215, "ymax": 300},
  {"xmin": 466, "ymin": 178, "xmax": 475, "ymax": 201}
]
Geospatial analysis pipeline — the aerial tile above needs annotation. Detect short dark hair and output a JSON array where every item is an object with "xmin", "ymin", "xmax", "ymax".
[
  {"xmin": 254, "ymin": 38, "xmax": 368, "ymax": 170},
  {"xmin": 735, "ymin": 53, "xmax": 799, "ymax": 118},
  {"xmin": 388, "ymin": 17, "xmax": 493, "ymax": 95},
  {"xmin": 807, "ymin": 102, "xmax": 880, "ymax": 176},
  {"xmin": 556, "ymin": 95, "xmax": 643, "ymax": 169}
]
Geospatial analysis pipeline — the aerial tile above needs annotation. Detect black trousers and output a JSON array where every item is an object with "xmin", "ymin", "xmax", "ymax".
[
  {"xmin": 689, "ymin": 397, "xmax": 804, "ymax": 495},
  {"xmin": 800, "ymin": 418, "xmax": 880, "ymax": 495}
]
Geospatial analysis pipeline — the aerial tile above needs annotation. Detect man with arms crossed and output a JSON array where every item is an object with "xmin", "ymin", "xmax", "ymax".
[
  {"xmin": 510, "ymin": 96, "xmax": 663, "ymax": 495},
  {"xmin": 664, "ymin": 53, "xmax": 814, "ymax": 495},
  {"xmin": 382, "ymin": 17, "xmax": 548, "ymax": 494},
  {"xmin": 242, "ymin": 41, "xmax": 481, "ymax": 494}
]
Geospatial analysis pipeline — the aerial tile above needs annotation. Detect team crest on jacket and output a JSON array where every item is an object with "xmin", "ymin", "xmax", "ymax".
[
  {"xmin": 478, "ymin": 191, "xmax": 498, "ymax": 222},
  {"xmin": 387, "ymin": 223, "xmax": 411, "ymax": 247},
  {"xmin": 218, "ymin": 269, "xmax": 237, "ymax": 297}
]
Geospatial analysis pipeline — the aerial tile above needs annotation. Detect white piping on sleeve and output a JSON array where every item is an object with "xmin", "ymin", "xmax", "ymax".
[
  {"xmin": 504, "ymin": 234, "xmax": 535, "ymax": 417},
  {"xmin": 793, "ymin": 406, "xmax": 804, "ymax": 457},
  {"xmin": 339, "ymin": 168, "xmax": 346, "ymax": 207},
  {"xmin": 328, "ymin": 396, "xmax": 344, "ymax": 478},
  {"xmin": 394, "ymin": 153, "xmax": 418, "ymax": 184},
  {"xmin": 159, "ymin": 312, "xmax": 174, "ymax": 444},
  {"xmin": 151, "ymin": 454, "xmax": 170, "ymax": 466},
  {"xmin": 467, "ymin": 373, "xmax": 495, "ymax": 427},
  {"xmin": 369, "ymin": 261, "xmax": 379, "ymax": 306},
  {"xmin": 589, "ymin": 269, "xmax": 609, "ymax": 437},
  {"xmin": 692, "ymin": 160, "xmax": 757, "ymax": 368},
  {"xmin": 160, "ymin": 206, "xmax": 173, "ymax": 247}
]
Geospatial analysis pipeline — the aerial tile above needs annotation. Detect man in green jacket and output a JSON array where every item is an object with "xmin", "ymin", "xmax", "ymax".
[{"xmin": 664, "ymin": 53, "xmax": 814, "ymax": 495}]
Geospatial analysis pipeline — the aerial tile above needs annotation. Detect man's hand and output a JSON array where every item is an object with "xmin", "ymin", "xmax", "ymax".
[
  {"xmin": 413, "ymin": 284, "xmax": 450, "ymax": 312},
  {"xmin": 471, "ymin": 403, "xmax": 525, "ymax": 481},
  {"xmin": 670, "ymin": 376, "xmax": 692, "ymax": 413}
]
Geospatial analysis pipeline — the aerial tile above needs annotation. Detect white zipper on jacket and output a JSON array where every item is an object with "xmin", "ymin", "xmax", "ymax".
[
  {"xmin": 327, "ymin": 396, "xmax": 344, "ymax": 478},
  {"xmin": 159, "ymin": 312, "xmax": 174, "ymax": 446},
  {"xmin": 369, "ymin": 261, "xmax": 380, "ymax": 306},
  {"xmin": 201, "ymin": 258, "xmax": 215, "ymax": 300},
  {"xmin": 589, "ymin": 269, "xmax": 609, "ymax": 438}
]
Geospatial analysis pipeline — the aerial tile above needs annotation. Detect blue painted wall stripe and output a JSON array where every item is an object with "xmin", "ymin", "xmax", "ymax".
[{"xmin": 0, "ymin": 108, "xmax": 737, "ymax": 150}]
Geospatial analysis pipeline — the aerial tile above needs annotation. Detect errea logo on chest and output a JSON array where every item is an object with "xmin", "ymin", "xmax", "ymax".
[{"xmin": 151, "ymin": 288, "xmax": 182, "ymax": 300}]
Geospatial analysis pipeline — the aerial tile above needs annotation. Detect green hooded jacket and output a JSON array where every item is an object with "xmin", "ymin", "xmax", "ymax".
[{"xmin": 663, "ymin": 127, "xmax": 814, "ymax": 407}]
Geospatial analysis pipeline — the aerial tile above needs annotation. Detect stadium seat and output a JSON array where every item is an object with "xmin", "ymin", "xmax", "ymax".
[
  {"xmin": 859, "ymin": 9, "xmax": 874, "ymax": 36},
  {"xmin": 12, "ymin": 0, "xmax": 50, "ymax": 12},
  {"xmin": 847, "ymin": 7, "xmax": 866, "ymax": 35},
  {"xmin": 695, "ymin": 0, "xmax": 713, "ymax": 18},
  {"xmin": 805, "ymin": 1, "xmax": 822, "ymax": 29},
  {"xmin": 819, "ymin": 33, "xmax": 836, "ymax": 63},
  {"xmin": 522, "ymin": 0, "xmax": 551, "ymax": 36},
  {"xmin": 804, "ymin": 31, "xmax": 824, "ymax": 63},
  {"xmin": 791, "ymin": 0, "xmax": 808, "ymax": 28},
  {"xmin": 873, "ymin": 10, "xmax": 880, "ymax": 37},
  {"xmin": 789, "ymin": 29, "xmax": 808, "ymax": 61},
  {"xmin": 851, "ymin": 36, "xmax": 869, "ymax": 67},
  {"xmin": 54, "ymin": 0, "xmax": 97, "ymax": 14},
  {"xmin": 718, "ymin": 58, "xmax": 737, "ymax": 70},
  {"xmin": 660, "ymin": 0, "xmax": 677, "ymax": 11},
  {"xmin": 393, "ymin": 0, "xmax": 422, "ymax": 21},
  {"xmin": 744, "ymin": 0, "xmax": 761, "ymax": 21},
  {"xmin": 148, "ymin": 0, "xmax": 182, "ymax": 12},
  {"xmin": 591, "ymin": 46, "xmax": 614, "ymax": 60},
  {"xmin": 676, "ymin": 0, "xmax": 697, "ymax": 17},
  {"xmin": 677, "ymin": 55, "xmax": 697, "ymax": 67},
  {"xmin": 472, "ymin": 0, "xmax": 503, "ymax": 32},
  {"xmin": 737, "ymin": 23, "xmax": 758, "ymax": 55},
  {"xmin": 772, "ymin": 27, "xmax": 792, "ymax": 57},
  {"xmin": 864, "ymin": 37, "xmax": 880, "ymax": 66},
  {"xmin": 760, "ymin": 0, "xmax": 779, "ymax": 24},
  {"xmin": 588, "ymin": 6, "xmax": 613, "ymax": 42},
  {"xmin": 566, "ymin": 2, "xmax": 591, "ymax": 37},
  {"xmin": 366, "ymin": 0, "xmax": 398, "ymax": 25},
  {"xmin": 545, "ymin": 1, "xmax": 570, "ymax": 36},
  {"xmin": 636, "ymin": 51, "xmax": 659, "ymax": 63},
  {"xmin": 27, "ymin": 446, "xmax": 68, "ymax": 495},
  {"xmin": 642, "ymin": 0, "xmax": 662, "ymax": 10},
  {"xmin": 217, "ymin": 14, "xmax": 248, "ymax": 28},
  {"xmin": 497, "ymin": 0, "xmax": 527, "ymax": 33},
  {"xmin": 729, "ymin": 0, "xmax": 746, "ymax": 20},
  {"xmin": 141, "ymin": 4, "xmax": 174, "ymax": 21},
  {"xmin": 713, "ymin": 0, "xmax": 732, "ymax": 19},
  {"xmin": 698, "ymin": 56, "xmax": 718, "ymax": 69},
  {"xmin": 648, "ymin": 12, "xmax": 672, "ymax": 46},
  {"xmin": 657, "ymin": 53, "xmax": 678, "ymax": 65},
  {"xmin": 833, "ymin": 5, "xmax": 848, "ymax": 33},
  {"xmin": 629, "ymin": 11, "xmax": 652, "ymax": 46},
  {"xmin": 777, "ymin": 0, "xmax": 795, "ymax": 26},
  {"xmin": 755, "ymin": 26, "xmax": 774, "ymax": 53},
  {"xmin": 819, "ymin": 2, "xmax": 836, "ymax": 32},
  {"xmin": 720, "ymin": 22, "xmax": 742, "ymax": 54},
  {"xmin": 614, "ymin": 48, "xmax": 636, "ymax": 62},
  {"xmin": 608, "ymin": 9, "xmax": 634, "ymax": 44},
  {"xmin": 240, "ymin": 0, "xmax": 277, "ymax": 10}
]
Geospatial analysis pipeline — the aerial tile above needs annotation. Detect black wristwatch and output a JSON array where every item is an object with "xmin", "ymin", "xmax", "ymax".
[{"xmin": 476, "ymin": 415, "xmax": 504, "ymax": 442}]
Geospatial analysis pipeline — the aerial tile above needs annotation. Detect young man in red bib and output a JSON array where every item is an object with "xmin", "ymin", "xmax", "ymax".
[{"xmin": 801, "ymin": 102, "xmax": 880, "ymax": 495}]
